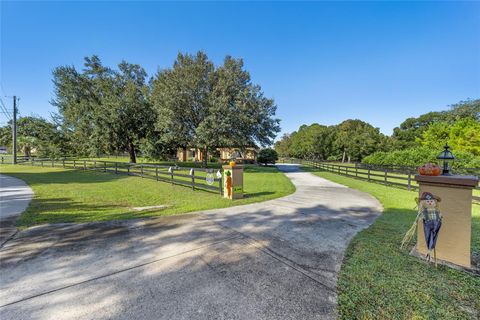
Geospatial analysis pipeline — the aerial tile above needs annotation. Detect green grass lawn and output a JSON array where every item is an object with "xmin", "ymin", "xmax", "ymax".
[
  {"xmin": 0, "ymin": 164, "xmax": 295, "ymax": 228},
  {"xmin": 306, "ymin": 169, "xmax": 479, "ymax": 320}
]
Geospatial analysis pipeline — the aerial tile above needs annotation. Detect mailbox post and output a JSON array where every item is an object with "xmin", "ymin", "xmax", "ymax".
[
  {"xmin": 222, "ymin": 164, "xmax": 244, "ymax": 200},
  {"xmin": 414, "ymin": 174, "xmax": 478, "ymax": 268}
]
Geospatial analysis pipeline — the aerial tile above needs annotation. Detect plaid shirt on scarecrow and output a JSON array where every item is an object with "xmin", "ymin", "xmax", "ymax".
[{"xmin": 422, "ymin": 207, "xmax": 441, "ymax": 222}]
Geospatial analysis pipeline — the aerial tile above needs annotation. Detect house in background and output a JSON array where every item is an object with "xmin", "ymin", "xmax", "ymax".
[{"xmin": 176, "ymin": 147, "xmax": 258, "ymax": 163}]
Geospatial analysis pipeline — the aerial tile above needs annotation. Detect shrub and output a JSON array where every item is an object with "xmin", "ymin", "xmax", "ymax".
[
  {"xmin": 257, "ymin": 148, "xmax": 278, "ymax": 165},
  {"xmin": 327, "ymin": 155, "xmax": 340, "ymax": 161}
]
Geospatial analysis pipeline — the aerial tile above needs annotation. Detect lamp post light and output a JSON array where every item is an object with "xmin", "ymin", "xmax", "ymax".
[{"xmin": 437, "ymin": 144, "xmax": 455, "ymax": 176}]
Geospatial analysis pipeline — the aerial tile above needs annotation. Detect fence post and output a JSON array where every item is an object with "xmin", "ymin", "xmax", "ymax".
[
  {"xmin": 94, "ymin": 161, "xmax": 96, "ymax": 171},
  {"xmin": 41, "ymin": 160, "xmax": 44, "ymax": 167},
  {"xmin": 115, "ymin": 162, "xmax": 118, "ymax": 174},
  {"xmin": 62, "ymin": 159, "xmax": 65, "ymax": 168},
  {"xmin": 384, "ymin": 169, "xmax": 388, "ymax": 185},
  {"xmin": 104, "ymin": 162, "xmax": 107, "ymax": 173},
  {"xmin": 127, "ymin": 165, "xmax": 130, "ymax": 175},
  {"xmin": 171, "ymin": 168, "xmax": 174, "ymax": 185},
  {"xmin": 355, "ymin": 166, "xmax": 358, "ymax": 177},
  {"xmin": 191, "ymin": 169, "xmax": 195, "ymax": 191},
  {"xmin": 73, "ymin": 160, "xmax": 76, "ymax": 169},
  {"xmin": 140, "ymin": 164, "xmax": 143, "ymax": 178},
  {"xmin": 219, "ymin": 174, "xmax": 223, "ymax": 195},
  {"xmin": 407, "ymin": 173, "xmax": 412, "ymax": 191},
  {"xmin": 52, "ymin": 159, "xmax": 54, "ymax": 167},
  {"xmin": 368, "ymin": 169, "xmax": 371, "ymax": 181},
  {"xmin": 83, "ymin": 160, "xmax": 86, "ymax": 170},
  {"xmin": 155, "ymin": 167, "xmax": 158, "ymax": 181}
]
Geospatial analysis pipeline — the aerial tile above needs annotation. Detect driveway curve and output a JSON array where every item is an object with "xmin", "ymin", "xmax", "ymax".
[
  {"xmin": 0, "ymin": 174, "xmax": 34, "ymax": 246},
  {"xmin": 0, "ymin": 164, "xmax": 381, "ymax": 320}
]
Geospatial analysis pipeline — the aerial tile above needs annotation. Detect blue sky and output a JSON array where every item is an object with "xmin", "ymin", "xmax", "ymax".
[{"xmin": 1, "ymin": 1, "xmax": 479, "ymax": 137}]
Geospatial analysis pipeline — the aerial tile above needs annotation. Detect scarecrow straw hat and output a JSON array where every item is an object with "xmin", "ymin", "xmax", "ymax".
[{"xmin": 419, "ymin": 192, "xmax": 441, "ymax": 202}]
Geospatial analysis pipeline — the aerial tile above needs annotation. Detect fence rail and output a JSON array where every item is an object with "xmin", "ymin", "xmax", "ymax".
[
  {"xmin": 355, "ymin": 162, "xmax": 480, "ymax": 176},
  {"xmin": 13, "ymin": 157, "xmax": 223, "ymax": 195},
  {"xmin": 285, "ymin": 158, "xmax": 480, "ymax": 203}
]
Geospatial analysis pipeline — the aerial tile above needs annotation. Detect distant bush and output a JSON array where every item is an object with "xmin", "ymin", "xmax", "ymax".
[
  {"xmin": 257, "ymin": 148, "xmax": 278, "ymax": 165},
  {"xmin": 362, "ymin": 146, "xmax": 480, "ymax": 168},
  {"xmin": 327, "ymin": 155, "xmax": 340, "ymax": 161}
]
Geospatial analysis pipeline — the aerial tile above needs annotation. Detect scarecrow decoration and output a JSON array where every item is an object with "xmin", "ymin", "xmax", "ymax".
[{"xmin": 401, "ymin": 192, "xmax": 443, "ymax": 265}]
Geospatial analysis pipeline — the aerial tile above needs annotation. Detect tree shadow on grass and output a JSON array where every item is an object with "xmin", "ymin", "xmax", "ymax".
[
  {"xmin": 244, "ymin": 165, "xmax": 282, "ymax": 174},
  {"xmin": 2, "ymin": 169, "xmax": 126, "ymax": 187},
  {"xmin": 243, "ymin": 191, "xmax": 275, "ymax": 198},
  {"xmin": 471, "ymin": 206, "xmax": 480, "ymax": 257},
  {"xmin": 15, "ymin": 197, "xmax": 169, "ymax": 229}
]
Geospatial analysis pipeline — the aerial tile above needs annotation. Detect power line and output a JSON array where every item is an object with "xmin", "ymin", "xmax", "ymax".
[
  {"xmin": 0, "ymin": 97, "xmax": 12, "ymax": 120},
  {"xmin": 0, "ymin": 83, "xmax": 8, "ymax": 97},
  {"xmin": 0, "ymin": 100, "xmax": 10, "ymax": 112},
  {"xmin": 0, "ymin": 96, "xmax": 10, "ymax": 109},
  {"xmin": 0, "ymin": 109, "xmax": 12, "ymax": 121}
]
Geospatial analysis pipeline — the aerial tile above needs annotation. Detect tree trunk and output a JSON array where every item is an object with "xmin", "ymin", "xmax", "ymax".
[
  {"xmin": 342, "ymin": 149, "xmax": 346, "ymax": 163},
  {"xmin": 128, "ymin": 141, "xmax": 136, "ymax": 163},
  {"xmin": 202, "ymin": 146, "xmax": 208, "ymax": 168},
  {"xmin": 24, "ymin": 146, "xmax": 31, "ymax": 157}
]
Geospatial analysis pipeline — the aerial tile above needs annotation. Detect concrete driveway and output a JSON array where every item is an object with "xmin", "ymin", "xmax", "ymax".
[
  {"xmin": 0, "ymin": 165, "xmax": 382, "ymax": 320},
  {"xmin": 0, "ymin": 174, "xmax": 34, "ymax": 246}
]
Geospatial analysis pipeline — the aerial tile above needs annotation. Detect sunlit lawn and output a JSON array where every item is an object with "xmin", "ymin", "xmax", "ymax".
[
  {"xmin": 306, "ymin": 168, "xmax": 479, "ymax": 319},
  {"xmin": 0, "ymin": 164, "xmax": 295, "ymax": 228}
]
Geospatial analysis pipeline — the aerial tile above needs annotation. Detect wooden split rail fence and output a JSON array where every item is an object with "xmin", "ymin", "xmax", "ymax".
[
  {"xmin": 302, "ymin": 159, "xmax": 419, "ymax": 190},
  {"xmin": 16, "ymin": 157, "xmax": 224, "ymax": 195},
  {"xmin": 282, "ymin": 158, "xmax": 480, "ymax": 202}
]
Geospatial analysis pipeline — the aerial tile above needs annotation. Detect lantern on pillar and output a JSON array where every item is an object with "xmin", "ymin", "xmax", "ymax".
[{"xmin": 437, "ymin": 144, "xmax": 455, "ymax": 176}]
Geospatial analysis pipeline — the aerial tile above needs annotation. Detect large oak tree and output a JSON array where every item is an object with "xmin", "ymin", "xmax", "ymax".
[
  {"xmin": 52, "ymin": 56, "xmax": 153, "ymax": 163},
  {"xmin": 151, "ymin": 52, "xmax": 280, "ymax": 166}
]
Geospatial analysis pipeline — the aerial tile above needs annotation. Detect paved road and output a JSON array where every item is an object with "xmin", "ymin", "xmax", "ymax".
[
  {"xmin": 0, "ymin": 174, "xmax": 34, "ymax": 246},
  {"xmin": 0, "ymin": 165, "xmax": 382, "ymax": 320}
]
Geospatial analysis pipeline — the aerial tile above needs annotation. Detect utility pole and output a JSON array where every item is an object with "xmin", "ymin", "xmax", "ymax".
[{"xmin": 12, "ymin": 96, "xmax": 17, "ymax": 164}]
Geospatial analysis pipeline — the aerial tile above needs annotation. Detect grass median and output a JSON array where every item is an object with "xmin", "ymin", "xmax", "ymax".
[
  {"xmin": 0, "ymin": 164, "xmax": 295, "ymax": 228},
  {"xmin": 307, "ymin": 169, "xmax": 479, "ymax": 319}
]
